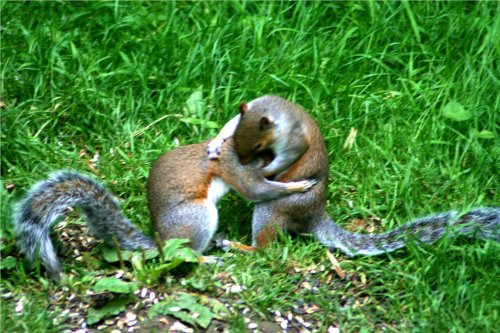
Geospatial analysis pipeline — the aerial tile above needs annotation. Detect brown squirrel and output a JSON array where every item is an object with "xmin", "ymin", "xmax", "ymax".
[
  {"xmin": 14, "ymin": 138, "xmax": 316, "ymax": 280},
  {"xmin": 208, "ymin": 95, "xmax": 499, "ymax": 253}
]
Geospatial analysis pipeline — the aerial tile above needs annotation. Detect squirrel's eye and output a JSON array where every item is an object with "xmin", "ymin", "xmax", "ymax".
[{"xmin": 254, "ymin": 143, "xmax": 262, "ymax": 151}]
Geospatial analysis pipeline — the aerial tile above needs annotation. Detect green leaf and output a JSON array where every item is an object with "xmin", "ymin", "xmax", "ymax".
[
  {"xmin": 161, "ymin": 239, "xmax": 199, "ymax": 263},
  {"xmin": 180, "ymin": 88, "xmax": 220, "ymax": 130},
  {"xmin": 473, "ymin": 130, "xmax": 495, "ymax": 139},
  {"xmin": 101, "ymin": 247, "xmax": 130, "ymax": 263},
  {"xmin": 201, "ymin": 296, "xmax": 229, "ymax": 317},
  {"xmin": 442, "ymin": 101, "xmax": 472, "ymax": 121},
  {"xmin": 101, "ymin": 246, "xmax": 159, "ymax": 263},
  {"xmin": 179, "ymin": 117, "xmax": 219, "ymax": 129},
  {"xmin": 91, "ymin": 277, "xmax": 138, "ymax": 294},
  {"xmin": 101, "ymin": 239, "xmax": 197, "ymax": 264},
  {"xmin": 0, "ymin": 256, "xmax": 17, "ymax": 270},
  {"xmin": 86, "ymin": 295, "xmax": 134, "ymax": 325},
  {"xmin": 148, "ymin": 293, "xmax": 216, "ymax": 329},
  {"xmin": 100, "ymin": 239, "xmax": 199, "ymax": 284},
  {"xmin": 184, "ymin": 88, "xmax": 205, "ymax": 116}
]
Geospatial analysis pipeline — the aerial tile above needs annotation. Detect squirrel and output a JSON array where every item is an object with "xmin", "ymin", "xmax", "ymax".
[
  {"xmin": 14, "ymin": 138, "xmax": 316, "ymax": 280},
  {"xmin": 207, "ymin": 95, "xmax": 500, "ymax": 254}
]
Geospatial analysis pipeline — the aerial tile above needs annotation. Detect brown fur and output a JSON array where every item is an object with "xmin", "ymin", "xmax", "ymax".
[
  {"xmin": 147, "ymin": 137, "xmax": 316, "ymax": 250},
  {"xmin": 231, "ymin": 96, "xmax": 327, "ymax": 245},
  {"xmin": 226, "ymin": 96, "xmax": 498, "ymax": 255}
]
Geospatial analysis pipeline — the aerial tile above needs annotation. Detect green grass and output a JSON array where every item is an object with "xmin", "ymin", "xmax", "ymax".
[{"xmin": 1, "ymin": 1, "xmax": 499, "ymax": 332}]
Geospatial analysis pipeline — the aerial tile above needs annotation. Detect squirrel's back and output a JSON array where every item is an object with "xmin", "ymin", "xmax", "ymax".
[
  {"xmin": 227, "ymin": 95, "xmax": 500, "ymax": 254},
  {"xmin": 147, "ymin": 141, "xmax": 232, "ymax": 225},
  {"xmin": 233, "ymin": 95, "xmax": 328, "ymax": 182}
]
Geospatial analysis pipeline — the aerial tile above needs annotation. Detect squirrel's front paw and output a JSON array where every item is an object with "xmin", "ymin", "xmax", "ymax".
[
  {"xmin": 214, "ymin": 238, "xmax": 232, "ymax": 251},
  {"xmin": 207, "ymin": 138, "xmax": 224, "ymax": 160},
  {"xmin": 300, "ymin": 179, "xmax": 318, "ymax": 192},
  {"xmin": 214, "ymin": 237, "xmax": 257, "ymax": 253},
  {"xmin": 199, "ymin": 255, "xmax": 225, "ymax": 266}
]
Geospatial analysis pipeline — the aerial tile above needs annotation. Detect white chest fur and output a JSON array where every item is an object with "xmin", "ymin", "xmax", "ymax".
[
  {"xmin": 203, "ymin": 177, "xmax": 230, "ymax": 246},
  {"xmin": 206, "ymin": 177, "xmax": 230, "ymax": 205}
]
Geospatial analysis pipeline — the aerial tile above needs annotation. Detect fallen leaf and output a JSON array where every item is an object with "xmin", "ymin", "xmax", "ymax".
[{"xmin": 326, "ymin": 249, "xmax": 345, "ymax": 279}]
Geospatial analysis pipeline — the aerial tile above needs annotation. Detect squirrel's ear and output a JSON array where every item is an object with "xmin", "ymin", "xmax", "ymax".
[
  {"xmin": 259, "ymin": 116, "xmax": 273, "ymax": 129},
  {"xmin": 239, "ymin": 103, "xmax": 248, "ymax": 115}
]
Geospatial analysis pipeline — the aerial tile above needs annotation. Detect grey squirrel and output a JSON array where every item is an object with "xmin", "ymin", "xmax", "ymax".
[
  {"xmin": 14, "ymin": 139, "xmax": 316, "ymax": 280},
  {"xmin": 207, "ymin": 95, "xmax": 499, "ymax": 253}
]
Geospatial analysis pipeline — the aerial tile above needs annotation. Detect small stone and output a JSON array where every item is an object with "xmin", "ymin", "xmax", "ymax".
[
  {"xmin": 229, "ymin": 285, "xmax": 243, "ymax": 293},
  {"xmin": 158, "ymin": 318, "xmax": 170, "ymax": 325},
  {"xmin": 170, "ymin": 321, "xmax": 194, "ymax": 333},
  {"xmin": 248, "ymin": 322, "xmax": 258, "ymax": 329},
  {"xmin": 126, "ymin": 312, "xmax": 137, "ymax": 321},
  {"xmin": 15, "ymin": 299, "xmax": 24, "ymax": 313},
  {"xmin": 328, "ymin": 327, "xmax": 340, "ymax": 333},
  {"xmin": 114, "ymin": 270, "xmax": 125, "ymax": 278},
  {"xmin": 117, "ymin": 319, "xmax": 125, "ymax": 329},
  {"xmin": 301, "ymin": 281, "xmax": 312, "ymax": 290},
  {"xmin": 305, "ymin": 304, "xmax": 320, "ymax": 314},
  {"xmin": 1, "ymin": 292, "xmax": 13, "ymax": 299}
]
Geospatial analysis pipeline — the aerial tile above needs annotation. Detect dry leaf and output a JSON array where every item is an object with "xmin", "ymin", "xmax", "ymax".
[
  {"xmin": 326, "ymin": 249, "xmax": 345, "ymax": 279},
  {"xmin": 343, "ymin": 127, "xmax": 358, "ymax": 150}
]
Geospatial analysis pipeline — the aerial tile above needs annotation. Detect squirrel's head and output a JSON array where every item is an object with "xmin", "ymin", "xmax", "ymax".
[{"xmin": 233, "ymin": 102, "xmax": 276, "ymax": 165}]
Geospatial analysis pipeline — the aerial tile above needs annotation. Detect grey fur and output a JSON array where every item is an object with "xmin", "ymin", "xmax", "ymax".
[
  {"xmin": 13, "ymin": 140, "xmax": 316, "ymax": 281},
  {"xmin": 14, "ymin": 171, "xmax": 155, "ymax": 280},
  {"xmin": 312, "ymin": 208, "xmax": 499, "ymax": 256},
  {"xmin": 232, "ymin": 96, "xmax": 499, "ymax": 255}
]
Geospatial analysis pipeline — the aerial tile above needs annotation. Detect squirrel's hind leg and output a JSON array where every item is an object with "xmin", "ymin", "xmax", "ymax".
[
  {"xmin": 251, "ymin": 203, "xmax": 289, "ymax": 248},
  {"xmin": 155, "ymin": 202, "xmax": 219, "ymax": 253}
]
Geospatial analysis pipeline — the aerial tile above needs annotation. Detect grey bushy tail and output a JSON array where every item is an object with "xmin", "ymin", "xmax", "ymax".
[
  {"xmin": 14, "ymin": 171, "xmax": 155, "ymax": 280},
  {"xmin": 313, "ymin": 208, "xmax": 500, "ymax": 256}
]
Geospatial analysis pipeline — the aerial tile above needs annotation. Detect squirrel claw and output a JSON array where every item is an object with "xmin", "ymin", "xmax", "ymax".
[
  {"xmin": 302, "ymin": 179, "xmax": 318, "ymax": 191},
  {"xmin": 199, "ymin": 255, "xmax": 225, "ymax": 266},
  {"xmin": 207, "ymin": 138, "xmax": 224, "ymax": 160},
  {"xmin": 214, "ymin": 238, "xmax": 232, "ymax": 251},
  {"xmin": 214, "ymin": 238, "xmax": 257, "ymax": 252}
]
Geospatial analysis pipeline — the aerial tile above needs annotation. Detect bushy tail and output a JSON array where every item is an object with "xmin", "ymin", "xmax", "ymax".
[
  {"xmin": 13, "ymin": 171, "xmax": 155, "ymax": 280},
  {"xmin": 313, "ymin": 208, "xmax": 499, "ymax": 256}
]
